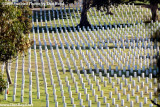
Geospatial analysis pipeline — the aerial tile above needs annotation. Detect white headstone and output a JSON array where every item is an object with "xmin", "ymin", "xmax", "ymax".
[
  {"xmin": 84, "ymin": 88, "xmax": 87, "ymax": 95},
  {"xmin": 145, "ymin": 86, "xmax": 148, "ymax": 93},
  {"xmin": 71, "ymin": 98, "xmax": 74, "ymax": 104},
  {"xmin": 125, "ymin": 79, "xmax": 128, "ymax": 86},
  {"xmin": 115, "ymin": 104, "xmax": 119, "ymax": 107},
  {"xmin": 141, "ymin": 82, "xmax": 144, "ymax": 88},
  {"xmin": 134, "ymin": 72, "xmax": 137, "ymax": 77},
  {"xmin": 154, "ymin": 78, "xmax": 157, "ymax": 84},
  {"xmin": 70, "ymin": 91, "xmax": 73, "ymax": 98},
  {"xmin": 115, "ymin": 87, "xmax": 118, "ymax": 94},
  {"xmin": 132, "ymin": 89, "xmax": 135, "ymax": 96},
  {"xmin": 96, "ymin": 80, "xmax": 99, "ymax": 86},
  {"xmin": 112, "ymin": 98, "xmax": 115, "ymax": 105},
  {"xmin": 97, "ymin": 101, "xmax": 101, "ymax": 107},
  {"xmin": 112, "ymin": 82, "xmax": 115, "ymax": 88},
  {"xmin": 54, "ymin": 95, "xmax": 57, "ymax": 102},
  {"xmin": 106, "ymin": 103, "xmax": 110, "ymax": 107},
  {"xmin": 109, "ymin": 91, "xmax": 112, "ymax": 98},
  {"xmin": 139, "ymin": 102, "xmax": 143, "ymax": 107},
  {"xmin": 78, "ymin": 93, "xmax": 81, "ymax": 100},
  {"xmin": 55, "ymin": 102, "xmax": 58, "ymax": 107},
  {"xmin": 117, "ymin": 78, "xmax": 120, "ymax": 85},
  {"xmin": 101, "ymin": 90, "xmax": 104, "ymax": 97},
  {"xmin": 92, "ymin": 89, "xmax": 95, "ymax": 96},
  {"xmin": 121, "ymin": 99, "xmax": 124, "ymax": 106},
  {"xmin": 149, "ymin": 92, "xmax": 152, "ymax": 99},
  {"xmin": 130, "ymin": 101, "xmax": 134, "ymax": 107},
  {"xmin": 145, "ymin": 77, "xmax": 148, "ymax": 83},
  {"xmin": 80, "ymin": 99, "xmax": 83, "ymax": 106},
  {"xmin": 104, "ymin": 81, "xmax": 107, "ymax": 87},
  {"xmin": 120, "ymin": 83, "xmax": 123, "ymax": 90},
  {"xmin": 144, "ymin": 97, "xmax": 147, "ymax": 104},
  {"xmin": 132, "ymin": 80, "xmax": 136, "ymax": 87},
  {"xmin": 154, "ymin": 88, "xmax": 157, "ymax": 94},
  {"xmin": 140, "ymin": 91, "xmax": 143, "ymax": 97},
  {"xmin": 149, "ymin": 104, "xmax": 153, "ymax": 107},
  {"xmin": 72, "ymin": 104, "xmax": 76, "ymax": 107},
  {"xmin": 98, "ymin": 85, "xmax": 101, "ymax": 91},
  {"xmin": 63, "ymin": 103, "xmax": 67, "ymax": 107},
  {"xmin": 90, "ymin": 84, "xmax": 93, "ymax": 90},
  {"xmin": 109, "ymin": 77, "xmax": 112, "ymax": 83},
  {"xmin": 123, "ymin": 89, "xmax": 126, "ymax": 95},
  {"xmin": 149, "ymin": 74, "xmax": 152, "ymax": 79},
  {"xmin": 62, "ymin": 96, "xmax": 65, "ymax": 103},
  {"xmin": 138, "ymin": 76, "xmax": 141, "ymax": 82},
  {"xmin": 118, "ymin": 93, "xmax": 121, "ymax": 100},
  {"xmin": 88, "ymin": 100, "xmax": 92, "ymax": 107},
  {"xmin": 95, "ymin": 95, "xmax": 98, "ymax": 102},
  {"xmin": 103, "ymin": 97, "xmax": 107, "ymax": 103},
  {"xmin": 149, "ymin": 82, "xmax": 152, "ymax": 89},
  {"xmin": 136, "ymin": 96, "xmax": 139, "ymax": 103},
  {"xmin": 130, "ymin": 76, "xmax": 132, "ymax": 81},
  {"xmin": 13, "ymin": 95, "xmax": 15, "ymax": 101},
  {"xmin": 86, "ymin": 94, "xmax": 89, "ymax": 101},
  {"xmin": 141, "ymin": 73, "xmax": 145, "ymax": 78},
  {"xmin": 127, "ymin": 94, "xmax": 130, "ymax": 101}
]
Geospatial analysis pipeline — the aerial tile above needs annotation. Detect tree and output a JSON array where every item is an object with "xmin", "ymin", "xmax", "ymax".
[
  {"xmin": 0, "ymin": 73, "xmax": 7, "ymax": 94},
  {"xmin": 64, "ymin": 0, "xmax": 75, "ymax": 4},
  {"xmin": 0, "ymin": 0, "xmax": 33, "ymax": 84},
  {"xmin": 54, "ymin": 0, "xmax": 60, "ymax": 6},
  {"xmin": 78, "ymin": 0, "xmax": 121, "ymax": 27},
  {"xmin": 149, "ymin": 0, "xmax": 159, "ymax": 22},
  {"xmin": 79, "ymin": 0, "xmax": 91, "ymax": 27},
  {"xmin": 63, "ymin": 0, "xmax": 121, "ymax": 27},
  {"xmin": 128, "ymin": 0, "xmax": 160, "ymax": 22},
  {"xmin": 63, "ymin": 0, "xmax": 78, "ymax": 5}
]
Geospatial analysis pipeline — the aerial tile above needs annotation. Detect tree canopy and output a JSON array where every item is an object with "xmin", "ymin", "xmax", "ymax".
[
  {"xmin": 0, "ymin": 0, "xmax": 33, "ymax": 84},
  {"xmin": 63, "ymin": 0, "xmax": 78, "ymax": 4},
  {"xmin": 74, "ymin": 0, "xmax": 123, "ymax": 27},
  {"xmin": 128, "ymin": 0, "xmax": 160, "ymax": 21},
  {"xmin": 91, "ymin": 0, "xmax": 121, "ymax": 10},
  {"xmin": 63, "ymin": 0, "xmax": 160, "ymax": 26}
]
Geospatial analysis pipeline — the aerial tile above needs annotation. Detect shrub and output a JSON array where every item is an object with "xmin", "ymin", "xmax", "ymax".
[{"xmin": 0, "ymin": 74, "xmax": 7, "ymax": 94}]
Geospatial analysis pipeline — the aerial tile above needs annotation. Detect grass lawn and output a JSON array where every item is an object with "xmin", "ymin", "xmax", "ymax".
[{"xmin": 0, "ymin": 4, "xmax": 160, "ymax": 107}]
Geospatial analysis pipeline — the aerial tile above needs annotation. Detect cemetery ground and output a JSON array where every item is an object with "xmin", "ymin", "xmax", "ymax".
[{"xmin": 0, "ymin": 4, "xmax": 160, "ymax": 107}]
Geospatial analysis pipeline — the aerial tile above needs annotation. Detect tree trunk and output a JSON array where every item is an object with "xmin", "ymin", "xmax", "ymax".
[
  {"xmin": 106, "ymin": 6, "xmax": 113, "ymax": 15},
  {"xmin": 79, "ymin": 0, "xmax": 91, "ymax": 27},
  {"xmin": 6, "ymin": 62, "xmax": 12, "ymax": 84},
  {"xmin": 0, "ymin": 87, "xmax": 2, "ymax": 93},
  {"xmin": 107, "ymin": 6, "xmax": 110, "ymax": 13},
  {"xmin": 55, "ymin": 0, "xmax": 60, "ymax": 7},
  {"xmin": 151, "ymin": 3, "xmax": 158, "ymax": 22}
]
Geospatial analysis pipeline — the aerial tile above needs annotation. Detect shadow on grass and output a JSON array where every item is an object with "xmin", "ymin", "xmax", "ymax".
[
  {"xmin": 59, "ymin": 68, "xmax": 158, "ymax": 78},
  {"xmin": 32, "ymin": 8, "xmax": 80, "ymax": 22},
  {"xmin": 32, "ymin": 22, "xmax": 138, "ymax": 33}
]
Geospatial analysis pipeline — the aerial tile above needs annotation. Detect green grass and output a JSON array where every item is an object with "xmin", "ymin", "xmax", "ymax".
[{"xmin": 0, "ymin": 4, "xmax": 160, "ymax": 107}]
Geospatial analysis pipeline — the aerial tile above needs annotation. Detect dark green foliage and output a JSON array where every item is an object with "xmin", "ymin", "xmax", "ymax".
[
  {"xmin": 64, "ymin": 0, "xmax": 74, "ymax": 4},
  {"xmin": 0, "ymin": 0, "xmax": 33, "ymax": 63},
  {"xmin": 91, "ymin": 0, "xmax": 110, "ymax": 10},
  {"xmin": 128, "ymin": 0, "xmax": 160, "ymax": 4},
  {"xmin": 87, "ymin": 0, "xmax": 123, "ymax": 10},
  {"xmin": 91, "ymin": 0, "xmax": 122, "ymax": 10},
  {"xmin": 0, "ymin": 0, "xmax": 33, "ymax": 84},
  {"xmin": 78, "ymin": 0, "xmax": 124, "ymax": 27},
  {"xmin": 63, "ymin": 0, "xmax": 78, "ymax": 4},
  {"xmin": 17, "ymin": 2, "xmax": 32, "ymax": 34},
  {"xmin": 149, "ymin": 0, "xmax": 160, "ymax": 4},
  {"xmin": 0, "ymin": 74, "xmax": 7, "ymax": 94}
]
